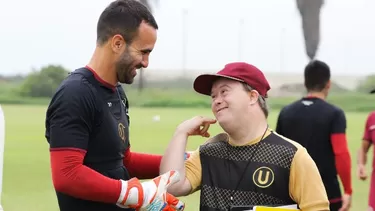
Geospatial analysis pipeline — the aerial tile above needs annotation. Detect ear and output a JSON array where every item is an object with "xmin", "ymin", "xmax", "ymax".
[
  {"xmin": 248, "ymin": 90, "xmax": 259, "ymax": 105},
  {"xmin": 110, "ymin": 34, "xmax": 126, "ymax": 54},
  {"xmin": 325, "ymin": 80, "xmax": 331, "ymax": 90}
]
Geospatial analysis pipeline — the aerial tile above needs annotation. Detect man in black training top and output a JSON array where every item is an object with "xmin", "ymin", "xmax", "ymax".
[
  {"xmin": 276, "ymin": 60, "xmax": 352, "ymax": 211},
  {"xmin": 44, "ymin": 0, "xmax": 185, "ymax": 211}
]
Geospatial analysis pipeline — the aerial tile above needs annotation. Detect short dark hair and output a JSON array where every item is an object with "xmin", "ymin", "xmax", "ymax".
[
  {"xmin": 304, "ymin": 60, "xmax": 331, "ymax": 92},
  {"xmin": 96, "ymin": 0, "xmax": 158, "ymax": 46}
]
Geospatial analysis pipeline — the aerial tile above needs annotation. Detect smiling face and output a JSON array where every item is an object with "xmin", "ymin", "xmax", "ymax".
[
  {"xmin": 210, "ymin": 77, "xmax": 265, "ymax": 132},
  {"xmin": 210, "ymin": 78, "xmax": 252, "ymax": 128},
  {"xmin": 113, "ymin": 21, "xmax": 157, "ymax": 84}
]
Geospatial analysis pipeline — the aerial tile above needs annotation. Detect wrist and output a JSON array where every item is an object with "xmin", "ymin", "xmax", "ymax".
[
  {"xmin": 173, "ymin": 129, "xmax": 189, "ymax": 141},
  {"xmin": 345, "ymin": 188, "xmax": 353, "ymax": 195}
]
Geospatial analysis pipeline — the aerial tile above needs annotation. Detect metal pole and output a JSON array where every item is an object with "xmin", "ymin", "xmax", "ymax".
[
  {"xmin": 0, "ymin": 105, "xmax": 5, "ymax": 211},
  {"xmin": 280, "ymin": 27, "xmax": 286, "ymax": 72},
  {"xmin": 182, "ymin": 8, "xmax": 188, "ymax": 77},
  {"xmin": 238, "ymin": 18, "xmax": 245, "ymax": 61}
]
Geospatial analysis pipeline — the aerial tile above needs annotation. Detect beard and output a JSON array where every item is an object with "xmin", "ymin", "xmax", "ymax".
[{"xmin": 115, "ymin": 47, "xmax": 142, "ymax": 84}]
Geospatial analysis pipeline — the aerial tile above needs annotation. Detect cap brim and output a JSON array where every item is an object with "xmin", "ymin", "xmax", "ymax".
[{"xmin": 193, "ymin": 74, "xmax": 244, "ymax": 96}]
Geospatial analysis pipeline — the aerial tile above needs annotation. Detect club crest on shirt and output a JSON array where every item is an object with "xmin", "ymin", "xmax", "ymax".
[
  {"xmin": 252, "ymin": 166, "xmax": 275, "ymax": 188},
  {"xmin": 118, "ymin": 122, "xmax": 126, "ymax": 142}
]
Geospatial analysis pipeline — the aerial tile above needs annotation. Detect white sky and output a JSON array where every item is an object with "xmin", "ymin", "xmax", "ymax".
[{"xmin": 0, "ymin": 0, "xmax": 374, "ymax": 76}]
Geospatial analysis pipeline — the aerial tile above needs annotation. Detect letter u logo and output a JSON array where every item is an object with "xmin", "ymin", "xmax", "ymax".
[
  {"xmin": 257, "ymin": 170, "xmax": 270, "ymax": 185},
  {"xmin": 252, "ymin": 167, "xmax": 275, "ymax": 188}
]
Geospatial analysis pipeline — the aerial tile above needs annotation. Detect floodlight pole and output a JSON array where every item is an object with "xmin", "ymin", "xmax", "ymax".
[
  {"xmin": 238, "ymin": 18, "xmax": 245, "ymax": 61},
  {"xmin": 182, "ymin": 8, "xmax": 188, "ymax": 77},
  {"xmin": 0, "ymin": 105, "xmax": 5, "ymax": 211},
  {"xmin": 280, "ymin": 27, "xmax": 286, "ymax": 72}
]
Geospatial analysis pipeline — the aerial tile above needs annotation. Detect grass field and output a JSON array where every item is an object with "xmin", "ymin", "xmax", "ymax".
[{"xmin": 0, "ymin": 104, "xmax": 373, "ymax": 211}]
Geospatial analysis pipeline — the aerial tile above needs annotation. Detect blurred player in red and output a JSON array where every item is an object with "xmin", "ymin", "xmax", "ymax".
[{"xmin": 357, "ymin": 109, "xmax": 375, "ymax": 210}]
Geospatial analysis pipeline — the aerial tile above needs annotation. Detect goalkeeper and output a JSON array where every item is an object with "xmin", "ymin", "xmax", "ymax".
[{"xmin": 45, "ymin": 0, "xmax": 184, "ymax": 210}]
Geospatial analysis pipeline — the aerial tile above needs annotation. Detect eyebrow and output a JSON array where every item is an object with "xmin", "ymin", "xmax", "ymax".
[
  {"xmin": 140, "ymin": 48, "xmax": 153, "ymax": 54},
  {"xmin": 211, "ymin": 84, "xmax": 231, "ymax": 95}
]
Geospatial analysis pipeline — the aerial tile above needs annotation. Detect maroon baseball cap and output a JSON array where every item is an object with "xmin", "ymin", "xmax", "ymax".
[{"xmin": 193, "ymin": 62, "xmax": 271, "ymax": 97}]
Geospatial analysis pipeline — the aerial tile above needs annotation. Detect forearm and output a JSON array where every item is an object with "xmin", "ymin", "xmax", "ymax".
[
  {"xmin": 357, "ymin": 148, "xmax": 367, "ymax": 166},
  {"xmin": 329, "ymin": 134, "xmax": 352, "ymax": 194},
  {"xmin": 160, "ymin": 132, "xmax": 189, "ymax": 195},
  {"xmin": 51, "ymin": 150, "xmax": 121, "ymax": 203},
  {"xmin": 334, "ymin": 152, "xmax": 352, "ymax": 194},
  {"xmin": 123, "ymin": 149, "xmax": 162, "ymax": 179}
]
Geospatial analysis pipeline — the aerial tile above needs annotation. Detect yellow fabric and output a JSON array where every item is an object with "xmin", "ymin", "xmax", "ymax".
[
  {"xmin": 273, "ymin": 132, "xmax": 330, "ymax": 211},
  {"xmin": 184, "ymin": 129, "xmax": 329, "ymax": 211},
  {"xmin": 185, "ymin": 147, "xmax": 202, "ymax": 193},
  {"xmin": 254, "ymin": 206, "xmax": 299, "ymax": 211}
]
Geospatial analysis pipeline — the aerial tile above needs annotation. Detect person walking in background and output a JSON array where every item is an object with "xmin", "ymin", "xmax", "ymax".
[
  {"xmin": 357, "ymin": 110, "xmax": 375, "ymax": 211},
  {"xmin": 276, "ymin": 60, "xmax": 352, "ymax": 211}
]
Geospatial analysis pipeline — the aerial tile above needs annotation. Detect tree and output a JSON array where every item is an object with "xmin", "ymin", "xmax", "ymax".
[
  {"xmin": 356, "ymin": 74, "xmax": 375, "ymax": 93},
  {"xmin": 296, "ymin": 0, "xmax": 324, "ymax": 60},
  {"xmin": 19, "ymin": 65, "xmax": 70, "ymax": 98}
]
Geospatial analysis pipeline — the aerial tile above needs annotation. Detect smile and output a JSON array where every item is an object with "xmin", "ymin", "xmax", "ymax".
[{"xmin": 217, "ymin": 107, "xmax": 227, "ymax": 113}]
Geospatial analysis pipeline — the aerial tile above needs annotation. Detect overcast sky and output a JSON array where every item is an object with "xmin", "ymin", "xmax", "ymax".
[{"xmin": 0, "ymin": 0, "xmax": 374, "ymax": 76}]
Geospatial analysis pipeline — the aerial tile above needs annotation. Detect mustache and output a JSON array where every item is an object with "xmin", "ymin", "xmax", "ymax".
[{"xmin": 135, "ymin": 64, "xmax": 144, "ymax": 69}]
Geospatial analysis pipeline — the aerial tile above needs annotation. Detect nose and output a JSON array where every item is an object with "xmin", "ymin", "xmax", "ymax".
[
  {"xmin": 141, "ymin": 55, "xmax": 149, "ymax": 68},
  {"xmin": 212, "ymin": 96, "xmax": 222, "ymax": 108}
]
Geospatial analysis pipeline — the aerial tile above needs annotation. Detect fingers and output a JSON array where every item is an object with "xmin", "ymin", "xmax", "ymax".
[
  {"xmin": 201, "ymin": 132, "xmax": 210, "ymax": 138},
  {"xmin": 199, "ymin": 118, "xmax": 216, "ymax": 137},
  {"xmin": 164, "ymin": 170, "xmax": 181, "ymax": 187},
  {"xmin": 199, "ymin": 116, "xmax": 217, "ymax": 124},
  {"xmin": 151, "ymin": 171, "xmax": 180, "ymax": 198},
  {"xmin": 359, "ymin": 172, "xmax": 368, "ymax": 180},
  {"xmin": 339, "ymin": 196, "xmax": 351, "ymax": 211},
  {"xmin": 359, "ymin": 175, "xmax": 367, "ymax": 180},
  {"xmin": 339, "ymin": 206, "xmax": 349, "ymax": 211},
  {"xmin": 164, "ymin": 193, "xmax": 185, "ymax": 211},
  {"xmin": 200, "ymin": 123, "xmax": 210, "ymax": 133},
  {"xmin": 163, "ymin": 204, "xmax": 184, "ymax": 211},
  {"xmin": 200, "ymin": 123, "xmax": 210, "ymax": 136}
]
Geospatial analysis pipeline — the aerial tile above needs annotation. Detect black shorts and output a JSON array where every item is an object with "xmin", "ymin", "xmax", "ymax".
[{"xmin": 330, "ymin": 201, "xmax": 342, "ymax": 211}]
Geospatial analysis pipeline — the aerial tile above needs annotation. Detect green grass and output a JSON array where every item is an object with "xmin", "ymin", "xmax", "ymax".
[{"xmin": 0, "ymin": 104, "xmax": 373, "ymax": 210}]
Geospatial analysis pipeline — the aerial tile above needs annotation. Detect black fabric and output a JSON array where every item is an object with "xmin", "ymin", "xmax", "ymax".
[
  {"xmin": 45, "ymin": 67, "xmax": 133, "ymax": 211},
  {"xmin": 199, "ymin": 132, "xmax": 297, "ymax": 211},
  {"xmin": 329, "ymin": 201, "xmax": 342, "ymax": 211},
  {"xmin": 276, "ymin": 97, "xmax": 344, "ymax": 201}
]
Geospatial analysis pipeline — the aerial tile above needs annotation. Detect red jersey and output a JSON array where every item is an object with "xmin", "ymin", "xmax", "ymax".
[
  {"xmin": 362, "ymin": 111, "xmax": 375, "ymax": 208},
  {"xmin": 363, "ymin": 112, "xmax": 375, "ymax": 169}
]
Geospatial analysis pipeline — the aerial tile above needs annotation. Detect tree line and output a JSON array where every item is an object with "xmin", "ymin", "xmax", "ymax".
[{"xmin": 1, "ymin": 64, "xmax": 375, "ymax": 99}]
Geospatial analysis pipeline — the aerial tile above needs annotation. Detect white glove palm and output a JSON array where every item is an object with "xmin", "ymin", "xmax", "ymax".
[{"xmin": 117, "ymin": 170, "xmax": 184, "ymax": 211}]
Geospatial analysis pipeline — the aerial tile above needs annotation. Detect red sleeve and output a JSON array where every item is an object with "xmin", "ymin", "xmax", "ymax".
[
  {"xmin": 330, "ymin": 133, "xmax": 352, "ymax": 195},
  {"xmin": 51, "ymin": 148, "xmax": 121, "ymax": 203},
  {"xmin": 123, "ymin": 148, "xmax": 162, "ymax": 179}
]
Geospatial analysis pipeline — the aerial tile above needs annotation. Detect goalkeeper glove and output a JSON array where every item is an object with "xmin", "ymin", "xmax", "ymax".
[{"xmin": 116, "ymin": 170, "xmax": 185, "ymax": 211}]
